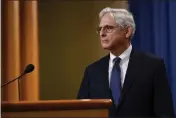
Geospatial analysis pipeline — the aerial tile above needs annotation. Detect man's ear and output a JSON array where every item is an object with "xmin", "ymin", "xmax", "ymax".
[{"xmin": 125, "ymin": 26, "xmax": 132, "ymax": 39}]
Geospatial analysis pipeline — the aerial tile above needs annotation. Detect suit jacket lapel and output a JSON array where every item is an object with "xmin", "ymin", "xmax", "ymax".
[
  {"xmin": 100, "ymin": 54, "xmax": 118, "ymax": 114},
  {"xmin": 116, "ymin": 48, "xmax": 141, "ymax": 111},
  {"xmin": 100, "ymin": 54, "xmax": 111, "ymax": 97}
]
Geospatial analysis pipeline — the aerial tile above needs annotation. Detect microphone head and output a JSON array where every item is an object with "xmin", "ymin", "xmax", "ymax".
[{"xmin": 24, "ymin": 64, "xmax": 35, "ymax": 74}]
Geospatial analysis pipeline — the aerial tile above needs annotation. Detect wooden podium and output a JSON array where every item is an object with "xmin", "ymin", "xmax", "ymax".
[{"xmin": 2, "ymin": 99, "xmax": 112, "ymax": 118}]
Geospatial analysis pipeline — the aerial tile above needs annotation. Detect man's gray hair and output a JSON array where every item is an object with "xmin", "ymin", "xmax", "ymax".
[{"xmin": 99, "ymin": 7, "xmax": 136, "ymax": 39}]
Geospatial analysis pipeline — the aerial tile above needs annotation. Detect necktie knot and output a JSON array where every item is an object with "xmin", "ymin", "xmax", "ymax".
[{"xmin": 113, "ymin": 57, "xmax": 121, "ymax": 65}]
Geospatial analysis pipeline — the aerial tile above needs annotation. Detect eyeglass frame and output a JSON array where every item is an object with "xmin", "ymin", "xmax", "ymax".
[{"xmin": 96, "ymin": 25, "xmax": 121, "ymax": 34}]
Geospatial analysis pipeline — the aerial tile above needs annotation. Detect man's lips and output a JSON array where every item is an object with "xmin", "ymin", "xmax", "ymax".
[{"xmin": 101, "ymin": 40, "xmax": 109, "ymax": 43}]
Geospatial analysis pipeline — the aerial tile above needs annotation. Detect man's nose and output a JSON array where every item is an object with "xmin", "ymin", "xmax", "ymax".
[{"xmin": 100, "ymin": 29, "xmax": 106, "ymax": 37}]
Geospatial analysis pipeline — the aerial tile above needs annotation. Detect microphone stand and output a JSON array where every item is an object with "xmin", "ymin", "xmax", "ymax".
[
  {"xmin": 1, "ymin": 64, "xmax": 34, "ymax": 101},
  {"xmin": 18, "ymin": 79, "xmax": 21, "ymax": 101},
  {"xmin": 1, "ymin": 72, "xmax": 25, "ymax": 88},
  {"xmin": 1, "ymin": 72, "xmax": 25, "ymax": 101}
]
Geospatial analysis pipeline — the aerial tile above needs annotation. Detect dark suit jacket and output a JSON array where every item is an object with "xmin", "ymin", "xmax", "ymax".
[{"xmin": 77, "ymin": 48, "xmax": 175, "ymax": 117}]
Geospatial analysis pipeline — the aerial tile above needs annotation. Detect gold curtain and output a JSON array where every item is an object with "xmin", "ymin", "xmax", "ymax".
[{"xmin": 2, "ymin": 0, "xmax": 39, "ymax": 101}]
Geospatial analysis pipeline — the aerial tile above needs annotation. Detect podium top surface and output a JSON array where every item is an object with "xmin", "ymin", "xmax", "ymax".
[{"xmin": 2, "ymin": 99, "xmax": 112, "ymax": 112}]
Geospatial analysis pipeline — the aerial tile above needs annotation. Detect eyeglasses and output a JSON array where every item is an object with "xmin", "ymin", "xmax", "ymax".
[{"xmin": 96, "ymin": 25, "xmax": 119, "ymax": 34}]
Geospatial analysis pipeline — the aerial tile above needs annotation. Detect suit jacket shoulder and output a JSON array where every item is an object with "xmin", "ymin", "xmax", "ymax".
[
  {"xmin": 132, "ymin": 49, "xmax": 163, "ymax": 62},
  {"xmin": 130, "ymin": 49, "xmax": 166, "ymax": 71},
  {"xmin": 86, "ymin": 54, "xmax": 110, "ymax": 71}
]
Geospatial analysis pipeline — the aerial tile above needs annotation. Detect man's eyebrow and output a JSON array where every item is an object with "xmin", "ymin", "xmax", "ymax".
[{"xmin": 99, "ymin": 25, "xmax": 115, "ymax": 27}]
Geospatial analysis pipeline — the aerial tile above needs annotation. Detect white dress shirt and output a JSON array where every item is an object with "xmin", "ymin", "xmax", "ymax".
[{"xmin": 108, "ymin": 44, "xmax": 132, "ymax": 87}]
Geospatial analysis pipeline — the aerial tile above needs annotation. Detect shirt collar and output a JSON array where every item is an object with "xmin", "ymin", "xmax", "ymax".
[{"xmin": 110, "ymin": 44, "xmax": 132, "ymax": 64}]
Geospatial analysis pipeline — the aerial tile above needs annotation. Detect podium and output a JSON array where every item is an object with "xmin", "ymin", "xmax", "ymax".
[{"xmin": 2, "ymin": 99, "xmax": 112, "ymax": 118}]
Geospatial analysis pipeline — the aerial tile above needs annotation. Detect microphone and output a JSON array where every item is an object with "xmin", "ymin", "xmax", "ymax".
[
  {"xmin": 1, "ymin": 64, "xmax": 35, "ymax": 87},
  {"xmin": 24, "ymin": 64, "xmax": 35, "ymax": 74}
]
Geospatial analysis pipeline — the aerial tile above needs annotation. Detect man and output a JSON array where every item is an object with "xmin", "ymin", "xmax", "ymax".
[{"xmin": 77, "ymin": 7, "xmax": 175, "ymax": 117}]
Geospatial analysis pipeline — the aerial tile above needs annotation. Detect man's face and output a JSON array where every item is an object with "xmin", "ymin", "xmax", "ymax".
[{"xmin": 98, "ymin": 13, "xmax": 127, "ymax": 50}]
